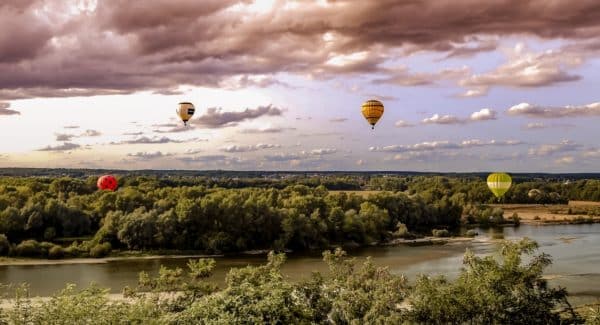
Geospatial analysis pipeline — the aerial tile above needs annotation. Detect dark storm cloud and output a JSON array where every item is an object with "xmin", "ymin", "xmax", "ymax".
[
  {"xmin": 2, "ymin": 0, "xmax": 600, "ymax": 100},
  {"xmin": 194, "ymin": 105, "xmax": 283, "ymax": 128}
]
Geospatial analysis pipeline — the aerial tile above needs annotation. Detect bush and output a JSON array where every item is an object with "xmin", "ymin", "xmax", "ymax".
[
  {"xmin": 533, "ymin": 215, "xmax": 541, "ymax": 220},
  {"xmin": 511, "ymin": 213, "xmax": 520, "ymax": 226},
  {"xmin": 0, "ymin": 234, "xmax": 10, "ymax": 256},
  {"xmin": 432, "ymin": 229, "xmax": 450, "ymax": 238},
  {"xmin": 15, "ymin": 239, "xmax": 43, "ymax": 257},
  {"xmin": 394, "ymin": 222, "xmax": 416, "ymax": 239},
  {"xmin": 465, "ymin": 230, "xmax": 478, "ymax": 237},
  {"xmin": 90, "ymin": 242, "xmax": 112, "ymax": 258},
  {"xmin": 48, "ymin": 245, "xmax": 65, "ymax": 259}
]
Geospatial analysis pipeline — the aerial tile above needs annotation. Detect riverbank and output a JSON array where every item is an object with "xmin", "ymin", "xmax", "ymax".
[{"xmin": 0, "ymin": 236, "xmax": 477, "ymax": 266}]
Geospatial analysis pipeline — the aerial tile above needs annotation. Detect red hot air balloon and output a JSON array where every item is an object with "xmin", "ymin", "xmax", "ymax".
[{"xmin": 97, "ymin": 175, "xmax": 118, "ymax": 191}]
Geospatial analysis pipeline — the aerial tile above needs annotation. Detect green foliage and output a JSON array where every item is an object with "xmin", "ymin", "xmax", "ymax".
[
  {"xmin": 89, "ymin": 242, "xmax": 112, "ymax": 258},
  {"xmin": 0, "ymin": 239, "xmax": 584, "ymax": 324},
  {"xmin": 0, "ymin": 233, "xmax": 10, "ymax": 255},
  {"xmin": 432, "ymin": 229, "xmax": 450, "ymax": 237},
  {"xmin": 0, "ymin": 174, "xmax": 598, "ymax": 258},
  {"xmin": 465, "ymin": 229, "xmax": 478, "ymax": 237},
  {"xmin": 409, "ymin": 239, "xmax": 582, "ymax": 324}
]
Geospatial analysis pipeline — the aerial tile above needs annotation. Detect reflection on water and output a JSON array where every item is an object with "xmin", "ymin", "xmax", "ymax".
[{"xmin": 0, "ymin": 224, "xmax": 599, "ymax": 305}]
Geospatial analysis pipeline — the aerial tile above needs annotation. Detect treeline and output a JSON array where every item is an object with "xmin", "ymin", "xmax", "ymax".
[
  {"xmin": 0, "ymin": 175, "xmax": 599, "ymax": 258},
  {"xmin": 1, "ymin": 240, "xmax": 592, "ymax": 324},
  {"xmin": 0, "ymin": 176, "xmax": 461, "ymax": 257}
]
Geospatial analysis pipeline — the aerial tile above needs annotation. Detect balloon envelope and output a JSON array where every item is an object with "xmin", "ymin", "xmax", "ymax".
[
  {"xmin": 361, "ymin": 99, "xmax": 384, "ymax": 129},
  {"xmin": 97, "ymin": 175, "xmax": 118, "ymax": 191},
  {"xmin": 487, "ymin": 173, "xmax": 512, "ymax": 198},
  {"xmin": 177, "ymin": 102, "xmax": 195, "ymax": 126}
]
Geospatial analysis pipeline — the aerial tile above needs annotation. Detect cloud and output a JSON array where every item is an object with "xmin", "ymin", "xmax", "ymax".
[
  {"xmin": 469, "ymin": 108, "xmax": 497, "ymax": 121},
  {"xmin": 82, "ymin": 129, "xmax": 101, "ymax": 137},
  {"xmin": 63, "ymin": 125, "xmax": 80, "ymax": 129},
  {"xmin": 306, "ymin": 148, "xmax": 337, "ymax": 156},
  {"xmin": 123, "ymin": 131, "xmax": 144, "ymax": 136},
  {"xmin": 37, "ymin": 142, "xmax": 81, "ymax": 152},
  {"xmin": 2, "ymin": 1, "xmax": 600, "ymax": 100},
  {"xmin": 528, "ymin": 140, "xmax": 582, "ymax": 156},
  {"xmin": 422, "ymin": 114, "xmax": 464, "ymax": 125},
  {"xmin": 263, "ymin": 153, "xmax": 302, "ymax": 162},
  {"xmin": 194, "ymin": 105, "xmax": 283, "ymax": 128},
  {"xmin": 111, "ymin": 136, "xmax": 189, "ymax": 145},
  {"xmin": 55, "ymin": 133, "xmax": 75, "ymax": 141},
  {"xmin": 525, "ymin": 122, "xmax": 546, "ymax": 129},
  {"xmin": 507, "ymin": 102, "xmax": 600, "ymax": 118},
  {"xmin": 395, "ymin": 120, "xmax": 414, "ymax": 128},
  {"xmin": 555, "ymin": 156, "xmax": 575, "ymax": 165},
  {"xmin": 153, "ymin": 125, "xmax": 195, "ymax": 133},
  {"xmin": 370, "ymin": 139, "xmax": 522, "ymax": 153},
  {"xmin": 220, "ymin": 143, "xmax": 281, "ymax": 153},
  {"xmin": 459, "ymin": 44, "xmax": 583, "ymax": 92},
  {"xmin": 329, "ymin": 118, "xmax": 348, "ymax": 123},
  {"xmin": 263, "ymin": 148, "xmax": 336, "ymax": 162},
  {"xmin": 582, "ymin": 149, "xmax": 600, "ymax": 158},
  {"xmin": 356, "ymin": 159, "xmax": 365, "ymax": 166},
  {"xmin": 178, "ymin": 155, "xmax": 244, "ymax": 165},
  {"xmin": 422, "ymin": 108, "xmax": 498, "ymax": 125},
  {"xmin": 127, "ymin": 151, "xmax": 173, "ymax": 159},
  {"xmin": 373, "ymin": 66, "xmax": 469, "ymax": 87},
  {"xmin": 239, "ymin": 127, "xmax": 296, "ymax": 134},
  {"xmin": 55, "ymin": 129, "xmax": 101, "ymax": 141},
  {"xmin": 0, "ymin": 102, "xmax": 19, "ymax": 115}
]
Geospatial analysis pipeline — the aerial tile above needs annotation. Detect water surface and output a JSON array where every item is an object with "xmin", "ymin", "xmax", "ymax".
[{"xmin": 1, "ymin": 224, "xmax": 598, "ymax": 305}]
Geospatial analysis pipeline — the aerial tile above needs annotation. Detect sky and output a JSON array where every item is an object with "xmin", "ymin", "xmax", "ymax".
[{"xmin": 0, "ymin": 0, "xmax": 599, "ymax": 172}]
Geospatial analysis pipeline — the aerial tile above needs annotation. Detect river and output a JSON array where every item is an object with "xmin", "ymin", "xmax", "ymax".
[{"xmin": 1, "ymin": 224, "xmax": 599, "ymax": 305}]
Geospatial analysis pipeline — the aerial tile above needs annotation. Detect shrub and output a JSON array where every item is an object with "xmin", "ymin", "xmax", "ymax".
[
  {"xmin": 0, "ymin": 234, "xmax": 10, "ymax": 256},
  {"xmin": 394, "ymin": 222, "xmax": 416, "ymax": 239},
  {"xmin": 511, "ymin": 213, "xmax": 520, "ymax": 226},
  {"xmin": 533, "ymin": 216, "xmax": 541, "ymax": 220},
  {"xmin": 15, "ymin": 239, "xmax": 43, "ymax": 257},
  {"xmin": 90, "ymin": 242, "xmax": 112, "ymax": 258},
  {"xmin": 465, "ymin": 230, "xmax": 478, "ymax": 237},
  {"xmin": 432, "ymin": 229, "xmax": 450, "ymax": 238},
  {"xmin": 48, "ymin": 245, "xmax": 65, "ymax": 259}
]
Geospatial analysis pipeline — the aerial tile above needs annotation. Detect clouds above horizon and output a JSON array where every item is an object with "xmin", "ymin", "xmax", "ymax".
[
  {"xmin": 1, "ymin": 0, "xmax": 600, "ymax": 101},
  {"xmin": 1, "ymin": 1, "xmax": 599, "ymax": 172}
]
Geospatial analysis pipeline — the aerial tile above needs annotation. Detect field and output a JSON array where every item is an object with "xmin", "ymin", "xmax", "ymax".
[{"xmin": 491, "ymin": 201, "xmax": 600, "ymax": 223}]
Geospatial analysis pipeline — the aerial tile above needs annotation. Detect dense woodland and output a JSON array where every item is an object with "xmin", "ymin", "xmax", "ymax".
[
  {"xmin": 2, "ymin": 239, "xmax": 596, "ymax": 324},
  {"xmin": 0, "ymin": 173, "xmax": 599, "ymax": 258}
]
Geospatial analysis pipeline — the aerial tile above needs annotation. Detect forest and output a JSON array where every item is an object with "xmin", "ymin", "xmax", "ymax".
[{"xmin": 0, "ymin": 173, "xmax": 599, "ymax": 258}]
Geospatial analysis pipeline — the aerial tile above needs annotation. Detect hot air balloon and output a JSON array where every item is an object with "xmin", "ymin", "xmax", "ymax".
[
  {"xmin": 487, "ymin": 172, "xmax": 512, "ymax": 198},
  {"xmin": 361, "ymin": 99, "xmax": 384, "ymax": 129},
  {"xmin": 97, "ymin": 175, "xmax": 118, "ymax": 191},
  {"xmin": 177, "ymin": 102, "xmax": 195, "ymax": 126}
]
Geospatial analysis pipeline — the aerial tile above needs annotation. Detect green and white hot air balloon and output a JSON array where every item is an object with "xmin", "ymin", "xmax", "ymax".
[{"xmin": 487, "ymin": 172, "xmax": 512, "ymax": 198}]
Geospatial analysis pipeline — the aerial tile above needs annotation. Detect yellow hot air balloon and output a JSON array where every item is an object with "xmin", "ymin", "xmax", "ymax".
[
  {"xmin": 177, "ymin": 102, "xmax": 195, "ymax": 126},
  {"xmin": 361, "ymin": 99, "xmax": 384, "ymax": 129},
  {"xmin": 487, "ymin": 172, "xmax": 512, "ymax": 198}
]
